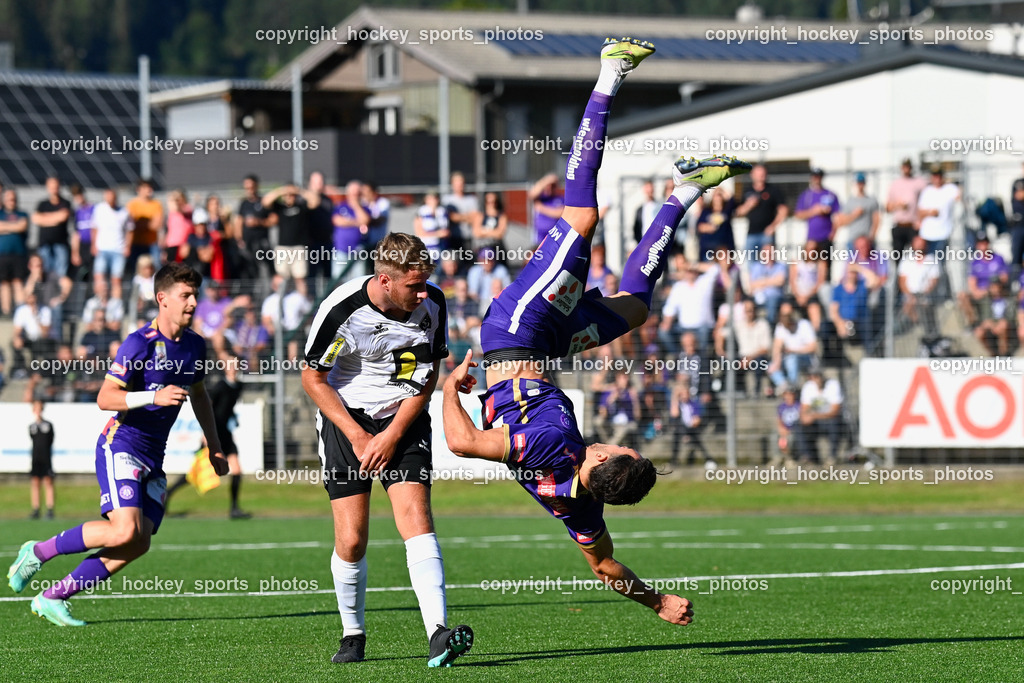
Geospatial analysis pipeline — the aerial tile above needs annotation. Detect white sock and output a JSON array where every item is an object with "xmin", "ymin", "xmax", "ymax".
[
  {"xmin": 331, "ymin": 551, "xmax": 366, "ymax": 637},
  {"xmin": 405, "ymin": 533, "xmax": 447, "ymax": 639},
  {"xmin": 594, "ymin": 64, "xmax": 623, "ymax": 97},
  {"xmin": 673, "ymin": 184, "xmax": 704, "ymax": 209}
]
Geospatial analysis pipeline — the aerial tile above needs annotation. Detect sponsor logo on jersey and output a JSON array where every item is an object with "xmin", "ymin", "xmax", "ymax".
[
  {"xmin": 111, "ymin": 362, "xmax": 127, "ymax": 377},
  {"xmin": 542, "ymin": 271, "xmax": 582, "ymax": 316},
  {"xmin": 576, "ymin": 532, "xmax": 593, "ymax": 544},
  {"xmin": 154, "ymin": 341, "xmax": 167, "ymax": 362},
  {"xmin": 323, "ymin": 338, "xmax": 344, "ymax": 365},
  {"xmin": 513, "ymin": 432, "xmax": 526, "ymax": 461},
  {"xmin": 100, "ymin": 493, "xmax": 110, "ymax": 505},
  {"xmin": 144, "ymin": 330, "xmax": 158, "ymax": 339},
  {"xmin": 567, "ymin": 323, "xmax": 601, "ymax": 354},
  {"xmin": 372, "ymin": 323, "xmax": 388, "ymax": 337}
]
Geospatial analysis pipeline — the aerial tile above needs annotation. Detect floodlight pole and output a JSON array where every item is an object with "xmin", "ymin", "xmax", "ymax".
[
  {"xmin": 291, "ymin": 64, "xmax": 303, "ymax": 185},
  {"xmin": 439, "ymin": 75, "xmax": 450, "ymax": 192},
  {"xmin": 138, "ymin": 56, "xmax": 151, "ymax": 180}
]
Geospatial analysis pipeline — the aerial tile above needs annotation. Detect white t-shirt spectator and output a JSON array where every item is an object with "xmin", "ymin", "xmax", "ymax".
[
  {"xmin": 898, "ymin": 257, "xmax": 941, "ymax": 294},
  {"xmin": 663, "ymin": 266, "xmax": 719, "ymax": 329},
  {"xmin": 82, "ymin": 296, "xmax": 125, "ymax": 326},
  {"xmin": 14, "ymin": 304, "xmax": 52, "ymax": 341},
  {"xmin": 133, "ymin": 274, "xmax": 155, "ymax": 303},
  {"xmin": 466, "ymin": 264, "xmax": 511, "ymax": 303},
  {"xmin": 917, "ymin": 183, "xmax": 960, "ymax": 242},
  {"xmin": 735, "ymin": 317, "xmax": 772, "ymax": 358},
  {"xmin": 262, "ymin": 290, "xmax": 312, "ymax": 332},
  {"xmin": 801, "ymin": 378, "xmax": 843, "ymax": 415},
  {"xmin": 774, "ymin": 319, "xmax": 817, "ymax": 353},
  {"xmin": 91, "ymin": 202, "xmax": 134, "ymax": 252}
]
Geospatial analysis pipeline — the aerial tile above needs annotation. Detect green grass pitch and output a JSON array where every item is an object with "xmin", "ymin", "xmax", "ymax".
[{"xmin": 2, "ymin": 509, "xmax": 1022, "ymax": 681}]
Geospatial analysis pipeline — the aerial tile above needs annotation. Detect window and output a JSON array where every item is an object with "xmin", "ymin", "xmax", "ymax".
[{"xmin": 367, "ymin": 43, "xmax": 399, "ymax": 86}]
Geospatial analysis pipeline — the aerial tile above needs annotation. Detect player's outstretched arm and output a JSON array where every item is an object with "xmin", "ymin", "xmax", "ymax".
[
  {"xmin": 442, "ymin": 350, "xmax": 507, "ymax": 462},
  {"xmin": 578, "ymin": 533, "xmax": 694, "ymax": 626},
  {"xmin": 190, "ymin": 380, "xmax": 229, "ymax": 476}
]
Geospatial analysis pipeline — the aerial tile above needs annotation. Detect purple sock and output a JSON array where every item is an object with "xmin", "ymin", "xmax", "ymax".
[
  {"xmin": 42, "ymin": 554, "xmax": 110, "ymax": 600},
  {"xmin": 564, "ymin": 91, "xmax": 613, "ymax": 208},
  {"xmin": 620, "ymin": 196, "xmax": 687, "ymax": 307},
  {"xmin": 34, "ymin": 524, "xmax": 87, "ymax": 563}
]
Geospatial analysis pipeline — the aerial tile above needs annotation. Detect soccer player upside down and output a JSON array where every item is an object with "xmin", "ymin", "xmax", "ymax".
[{"xmin": 441, "ymin": 37, "xmax": 751, "ymax": 626}]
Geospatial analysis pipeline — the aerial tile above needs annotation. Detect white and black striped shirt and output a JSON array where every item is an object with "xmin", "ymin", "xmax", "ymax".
[{"xmin": 304, "ymin": 276, "xmax": 448, "ymax": 419}]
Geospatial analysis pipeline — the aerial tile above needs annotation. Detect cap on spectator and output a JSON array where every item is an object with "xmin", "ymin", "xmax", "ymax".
[
  {"xmin": 929, "ymin": 164, "xmax": 944, "ymax": 176},
  {"xmin": 478, "ymin": 247, "xmax": 496, "ymax": 261},
  {"xmin": 807, "ymin": 362, "xmax": 824, "ymax": 377},
  {"xmin": 854, "ymin": 172, "xmax": 866, "ymax": 184},
  {"xmin": 901, "ymin": 157, "xmax": 913, "ymax": 167},
  {"xmin": 192, "ymin": 207, "xmax": 209, "ymax": 224},
  {"xmin": 810, "ymin": 167, "xmax": 824, "ymax": 177}
]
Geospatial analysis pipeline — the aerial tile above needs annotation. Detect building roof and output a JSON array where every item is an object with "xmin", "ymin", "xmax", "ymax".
[
  {"xmin": 608, "ymin": 46, "xmax": 1024, "ymax": 137},
  {"xmin": 270, "ymin": 6, "xmax": 992, "ymax": 88},
  {"xmin": 0, "ymin": 69, "xmax": 212, "ymax": 91}
]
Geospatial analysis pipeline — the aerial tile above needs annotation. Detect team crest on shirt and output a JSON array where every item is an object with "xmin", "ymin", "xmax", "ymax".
[
  {"xmin": 118, "ymin": 484, "xmax": 135, "ymax": 501},
  {"xmin": 419, "ymin": 314, "xmax": 431, "ymax": 331},
  {"xmin": 567, "ymin": 323, "xmax": 601, "ymax": 354},
  {"xmin": 542, "ymin": 271, "xmax": 582, "ymax": 315}
]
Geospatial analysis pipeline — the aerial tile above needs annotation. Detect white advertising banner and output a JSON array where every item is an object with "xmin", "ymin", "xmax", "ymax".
[
  {"xmin": 0, "ymin": 401, "xmax": 264, "ymax": 474},
  {"xmin": 859, "ymin": 358, "xmax": 1024, "ymax": 447}
]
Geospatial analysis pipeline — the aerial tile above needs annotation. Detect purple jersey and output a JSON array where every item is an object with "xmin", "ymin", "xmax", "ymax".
[
  {"xmin": 534, "ymin": 193, "xmax": 565, "ymax": 245},
  {"xmin": 796, "ymin": 188, "xmax": 839, "ymax": 242},
  {"xmin": 75, "ymin": 204, "xmax": 94, "ymax": 243},
  {"xmin": 194, "ymin": 297, "xmax": 231, "ymax": 337},
  {"xmin": 969, "ymin": 254, "xmax": 1007, "ymax": 289},
  {"xmin": 777, "ymin": 401, "xmax": 801, "ymax": 429},
  {"xmin": 481, "ymin": 378, "xmax": 605, "ymax": 545},
  {"xmin": 333, "ymin": 201, "xmax": 367, "ymax": 252},
  {"xmin": 101, "ymin": 321, "xmax": 207, "ymax": 464}
]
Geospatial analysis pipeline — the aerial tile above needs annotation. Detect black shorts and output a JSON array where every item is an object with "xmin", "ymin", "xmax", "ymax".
[
  {"xmin": 316, "ymin": 407, "xmax": 432, "ymax": 500},
  {"xmin": 30, "ymin": 456, "xmax": 54, "ymax": 478},
  {"xmin": 0, "ymin": 254, "xmax": 27, "ymax": 282},
  {"xmin": 216, "ymin": 424, "xmax": 237, "ymax": 456}
]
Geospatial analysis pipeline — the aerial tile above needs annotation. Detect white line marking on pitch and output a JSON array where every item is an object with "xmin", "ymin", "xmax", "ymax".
[{"xmin": 2, "ymin": 562, "xmax": 1022, "ymax": 602}]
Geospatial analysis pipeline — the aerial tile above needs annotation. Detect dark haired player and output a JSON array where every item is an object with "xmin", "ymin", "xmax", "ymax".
[
  {"xmin": 441, "ymin": 37, "xmax": 750, "ymax": 626},
  {"xmin": 7, "ymin": 263, "xmax": 229, "ymax": 626}
]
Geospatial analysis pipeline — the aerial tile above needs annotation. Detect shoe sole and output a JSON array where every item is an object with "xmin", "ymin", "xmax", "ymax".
[
  {"xmin": 7, "ymin": 541, "xmax": 39, "ymax": 593},
  {"xmin": 675, "ymin": 156, "xmax": 752, "ymax": 188},
  {"xmin": 428, "ymin": 625, "xmax": 474, "ymax": 667},
  {"xmin": 30, "ymin": 599, "xmax": 86, "ymax": 627}
]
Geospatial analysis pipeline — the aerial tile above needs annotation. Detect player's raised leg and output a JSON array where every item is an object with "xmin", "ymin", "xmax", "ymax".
[
  {"xmin": 601, "ymin": 155, "xmax": 753, "ymax": 329},
  {"xmin": 561, "ymin": 38, "xmax": 655, "ymax": 242}
]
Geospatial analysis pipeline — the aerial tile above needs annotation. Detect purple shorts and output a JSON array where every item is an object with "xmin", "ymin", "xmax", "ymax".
[
  {"xmin": 480, "ymin": 218, "xmax": 629, "ymax": 360},
  {"xmin": 95, "ymin": 433, "xmax": 167, "ymax": 533}
]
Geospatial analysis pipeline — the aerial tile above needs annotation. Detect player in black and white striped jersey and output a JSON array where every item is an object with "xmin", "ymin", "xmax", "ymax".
[{"xmin": 302, "ymin": 232, "xmax": 473, "ymax": 667}]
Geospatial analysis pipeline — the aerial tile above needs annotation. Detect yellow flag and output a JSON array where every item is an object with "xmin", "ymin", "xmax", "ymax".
[{"xmin": 186, "ymin": 447, "xmax": 221, "ymax": 495}]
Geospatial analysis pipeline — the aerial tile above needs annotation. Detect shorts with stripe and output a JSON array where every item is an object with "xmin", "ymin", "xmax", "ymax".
[
  {"xmin": 480, "ymin": 218, "xmax": 630, "ymax": 360},
  {"xmin": 95, "ymin": 434, "xmax": 168, "ymax": 534}
]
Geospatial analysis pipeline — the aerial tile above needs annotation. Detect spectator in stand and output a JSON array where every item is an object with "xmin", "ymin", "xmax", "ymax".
[
  {"xmin": 711, "ymin": 248, "xmax": 743, "ymax": 316},
  {"xmin": 0, "ymin": 189, "xmax": 29, "ymax": 315},
  {"xmin": 260, "ymin": 274, "xmax": 311, "ymax": 360},
  {"xmin": 81, "ymin": 278, "xmax": 124, "ymax": 333},
  {"xmin": 773, "ymin": 386, "xmax": 801, "ymax": 466},
  {"xmin": 529, "ymin": 172, "xmax": 565, "ymax": 246},
  {"xmin": 1016, "ymin": 281, "xmax": 1024, "ymax": 351},
  {"xmin": 798, "ymin": 367, "xmax": 843, "ymax": 465},
  {"xmin": 712, "ymin": 285, "xmax": 745, "ymax": 357},
  {"xmin": 227, "ymin": 307, "xmax": 270, "ymax": 369},
  {"xmin": 466, "ymin": 248, "xmax": 510, "ymax": 304},
  {"xmin": 834, "ymin": 172, "xmax": 880, "ymax": 248},
  {"xmin": 729, "ymin": 298, "xmax": 772, "ymax": 397},
  {"xmin": 130, "ymin": 254, "xmax": 157, "ymax": 321},
  {"xmin": 790, "ymin": 240, "xmax": 827, "ymax": 331},
  {"xmin": 69, "ymin": 184, "xmax": 94, "ymax": 283},
  {"xmin": 886, "ymin": 158, "xmax": 927, "ymax": 265},
  {"xmin": 736, "ymin": 164, "xmax": 788, "ymax": 254},
  {"xmin": 897, "ymin": 235, "xmax": 941, "ymax": 338},
  {"xmin": 203, "ymin": 195, "xmax": 229, "ymax": 282},
  {"xmin": 332, "ymin": 181, "xmax": 370, "ymax": 280},
  {"xmin": 632, "ymin": 180, "xmax": 659, "ymax": 245},
  {"xmin": 485, "ymin": 277, "xmax": 505, "ymax": 317},
  {"xmin": 442, "ymin": 171, "xmax": 478, "ymax": 258},
  {"xmin": 79, "ymin": 309, "xmax": 119, "ymax": 358},
  {"xmin": 595, "ymin": 373, "xmax": 640, "ymax": 448},
  {"xmin": 32, "ymin": 176, "xmax": 72, "ymax": 284},
  {"xmin": 917, "ymin": 165, "xmax": 960, "ymax": 256},
  {"xmin": 669, "ymin": 381, "xmax": 712, "ymax": 467},
  {"xmin": 180, "ymin": 208, "xmax": 218, "ymax": 282},
  {"xmin": 306, "ymin": 172, "xmax": 335, "ymax": 284},
  {"xmin": 957, "ymin": 233, "xmax": 1007, "ymax": 328},
  {"xmin": 125, "ymin": 178, "xmax": 163, "ymax": 276},
  {"xmin": 90, "ymin": 188, "xmax": 133, "ymax": 299},
  {"xmin": 472, "ymin": 191, "xmax": 508, "ymax": 259},
  {"xmin": 748, "ymin": 242, "xmax": 787, "ymax": 326},
  {"xmin": 975, "ymin": 280, "xmax": 1012, "ymax": 356},
  {"xmin": 1009, "ymin": 163, "xmax": 1024, "ymax": 278},
  {"xmin": 794, "ymin": 168, "xmax": 839, "ymax": 268},
  {"xmin": 163, "ymin": 189, "xmax": 193, "ymax": 264},
  {"xmin": 12, "ymin": 291, "xmax": 52, "ymax": 378},
  {"xmin": 24, "ymin": 254, "xmax": 69, "ymax": 343},
  {"xmin": 263, "ymin": 183, "xmax": 319, "ymax": 297},
  {"xmin": 362, "ymin": 181, "xmax": 390, "ymax": 248},
  {"xmin": 447, "ymin": 278, "xmax": 481, "ymax": 363},
  {"xmin": 660, "ymin": 262, "xmax": 719, "ymax": 353},
  {"xmin": 768, "ymin": 302, "xmax": 818, "ymax": 390},
  {"xmin": 586, "ymin": 244, "xmax": 614, "ymax": 295},
  {"xmin": 414, "ymin": 192, "xmax": 451, "ymax": 263},
  {"xmin": 436, "ymin": 258, "xmax": 460, "ymax": 298},
  {"xmin": 234, "ymin": 174, "xmax": 271, "ymax": 280},
  {"xmin": 696, "ymin": 188, "xmax": 736, "ymax": 262},
  {"xmin": 677, "ymin": 331, "xmax": 713, "ymax": 414},
  {"xmin": 637, "ymin": 366, "xmax": 669, "ymax": 442},
  {"xmin": 830, "ymin": 266, "xmax": 870, "ymax": 347},
  {"xmin": 195, "ymin": 283, "xmax": 249, "ymax": 357},
  {"xmin": 844, "ymin": 234, "xmax": 889, "ymax": 354}
]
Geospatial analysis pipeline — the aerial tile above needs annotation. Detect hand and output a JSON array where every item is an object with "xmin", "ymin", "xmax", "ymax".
[
  {"xmin": 154, "ymin": 385, "xmax": 189, "ymax": 407},
  {"xmin": 348, "ymin": 429, "xmax": 374, "ymax": 459},
  {"xmin": 654, "ymin": 593, "xmax": 694, "ymax": 625},
  {"xmin": 359, "ymin": 430, "xmax": 399, "ymax": 474},
  {"xmin": 446, "ymin": 350, "xmax": 478, "ymax": 395},
  {"xmin": 71, "ymin": 251, "xmax": 81, "ymax": 267},
  {"xmin": 209, "ymin": 451, "xmax": 229, "ymax": 476}
]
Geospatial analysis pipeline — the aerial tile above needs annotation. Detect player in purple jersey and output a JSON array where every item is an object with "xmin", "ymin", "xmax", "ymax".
[
  {"xmin": 441, "ymin": 38, "xmax": 750, "ymax": 628},
  {"xmin": 7, "ymin": 263, "xmax": 229, "ymax": 626}
]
